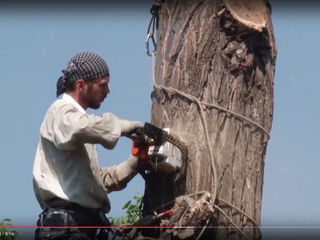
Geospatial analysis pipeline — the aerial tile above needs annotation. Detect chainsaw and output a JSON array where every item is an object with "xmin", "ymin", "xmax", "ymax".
[{"xmin": 130, "ymin": 123, "xmax": 187, "ymax": 175}]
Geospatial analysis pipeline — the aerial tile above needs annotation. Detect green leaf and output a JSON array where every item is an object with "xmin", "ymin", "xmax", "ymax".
[
  {"xmin": 122, "ymin": 200, "xmax": 131, "ymax": 209},
  {"xmin": 0, "ymin": 219, "xmax": 18, "ymax": 240},
  {"xmin": 110, "ymin": 192, "xmax": 143, "ymax": 226}
]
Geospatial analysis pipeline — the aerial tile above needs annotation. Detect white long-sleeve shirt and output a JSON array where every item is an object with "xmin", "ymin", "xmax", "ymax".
[{"xmin": 33, "ymin": 93, "xmax": 138, "ymax": 213}]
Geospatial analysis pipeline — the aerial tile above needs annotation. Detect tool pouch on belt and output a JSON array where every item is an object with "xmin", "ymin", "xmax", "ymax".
[
  {"xmin": 35, "ymin": 207, "xmax": 110, "ymax": 240},
  {"xmin": 36, "ymin": 208, "xmax": 93, "ymax": 240},
  {"xmin": 35, "ymin": 210, "xmax": 72, "ymax": 239}
]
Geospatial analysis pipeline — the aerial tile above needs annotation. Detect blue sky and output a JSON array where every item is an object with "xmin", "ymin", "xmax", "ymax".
[
  {"xmin": 0, "ymin": 1, "xmax": 319, "ymax": 238},
  {"xmin": 262, "ymin": 2, "xmax": 320, "ymax": 226}
]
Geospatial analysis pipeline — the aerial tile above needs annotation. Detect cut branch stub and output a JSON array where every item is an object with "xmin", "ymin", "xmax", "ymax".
[
  {"xmin": 223, "ymin": 0, "xmax": 268, "ymax": 32},
  {"xmin": 158, "ymin": 193, "xmax": 216, "ymax": 239}
]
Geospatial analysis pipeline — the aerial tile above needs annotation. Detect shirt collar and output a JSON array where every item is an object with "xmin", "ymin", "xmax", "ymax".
[{"xmin": 62, "ymin": 93, "xmax": 86, "ymax": 114}]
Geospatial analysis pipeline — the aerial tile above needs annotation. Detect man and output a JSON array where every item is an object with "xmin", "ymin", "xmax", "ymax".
[{"xmin": 33, "ymin": 51, "xmax": 144, "ymax": 240}]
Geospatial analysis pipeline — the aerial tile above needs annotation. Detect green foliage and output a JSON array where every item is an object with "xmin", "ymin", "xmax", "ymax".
[
  {"xmin": 110, "ymin": 193, "xmax": 143, "ymax": 226},
  {"xmin": 109, "ymin": 193, "xmax": 143, "ymax": 240},
  {"xmin": 0, "ymin": 219, "xmax": 18, "ymax": 240}
]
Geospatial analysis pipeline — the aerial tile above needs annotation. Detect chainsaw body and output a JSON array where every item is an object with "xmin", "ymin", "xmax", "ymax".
[
  {"xmin": 132, "ymin": 123, "xmax": 186, "ymax": 174},
  {"xmin": 148, "ymin": 128, "xmax": 182, "ymax": 174}
]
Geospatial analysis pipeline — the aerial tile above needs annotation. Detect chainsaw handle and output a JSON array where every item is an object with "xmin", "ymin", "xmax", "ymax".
[
  {"xmin": 127, "ymin": 127, "xmax": 151, "ymax": 147},
  {"xmin": 127, "ymin": 122, "xmax": 168, "ymax": 147}
]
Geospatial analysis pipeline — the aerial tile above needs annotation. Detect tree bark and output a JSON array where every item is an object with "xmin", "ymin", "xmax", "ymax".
[{"xmin": 141, "ymin": 0, "xmax": 276, "ymax": 239}]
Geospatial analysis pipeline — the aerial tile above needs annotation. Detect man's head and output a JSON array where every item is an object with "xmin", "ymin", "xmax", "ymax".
[{"xmin": 56, "ymin": 51, "xmax": 110, "ymax": 110}]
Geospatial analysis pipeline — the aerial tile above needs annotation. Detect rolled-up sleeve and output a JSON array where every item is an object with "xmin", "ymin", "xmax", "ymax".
[{"xmin": 100, "ymin": 155, "xmax": 139, "ymax": 193}]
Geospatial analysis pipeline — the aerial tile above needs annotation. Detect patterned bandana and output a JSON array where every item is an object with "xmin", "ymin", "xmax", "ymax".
[{"xmin": 56, "ymin": 52, "xmax": 109, "ymax": 97}]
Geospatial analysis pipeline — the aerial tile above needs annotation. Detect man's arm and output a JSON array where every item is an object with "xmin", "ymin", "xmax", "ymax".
[
  {"xmin": 100, "ymin": 154, "xmax": 139, "ymax": 193},
  {"xmin": 42, "ymin": 103, "xmax": 142, "ymax": 150}
]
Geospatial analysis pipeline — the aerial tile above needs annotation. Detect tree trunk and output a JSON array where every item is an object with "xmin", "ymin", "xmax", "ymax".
[{"xmin": 141, "ymin": 0, "xmax": 276, "ymax": 239}]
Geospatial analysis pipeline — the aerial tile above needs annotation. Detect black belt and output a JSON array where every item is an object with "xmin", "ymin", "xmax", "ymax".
[{"xmin": 45, "ymin": 198, "xmax": 100, "ymax": 214}]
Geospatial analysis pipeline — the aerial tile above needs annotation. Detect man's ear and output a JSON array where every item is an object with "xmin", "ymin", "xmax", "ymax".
[{"xmin": 75, "ymin": 79, "xmax": 86, "ymax": 92}]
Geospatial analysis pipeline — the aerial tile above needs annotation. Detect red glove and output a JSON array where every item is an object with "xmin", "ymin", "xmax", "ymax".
[{"xmin": 132, "ymin": 142, "xmax": 149, "ymax": 165}]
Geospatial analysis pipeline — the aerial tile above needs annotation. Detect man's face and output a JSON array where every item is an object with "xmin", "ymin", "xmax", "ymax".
[{"xmin": 82, "ymin": 76, "xmax": 110, "ymax": 109}]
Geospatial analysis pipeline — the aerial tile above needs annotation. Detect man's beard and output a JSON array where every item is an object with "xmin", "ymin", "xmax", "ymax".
[
  {"xmin": 88, "ymin": 99, "xmax": 100, "ymax": 109},
  {"xmin": 83, "ymin": 86, "xmax": 101, "ymax": 109}
]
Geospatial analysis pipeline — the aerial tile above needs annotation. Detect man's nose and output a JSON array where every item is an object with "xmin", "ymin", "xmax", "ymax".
[{"xmin": 104, "ymin": 86, "xmax": 110, "ymax": 95}]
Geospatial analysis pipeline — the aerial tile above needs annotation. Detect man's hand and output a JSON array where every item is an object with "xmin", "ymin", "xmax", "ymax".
[{"xmin": 119, "ymin": 120, "xmax": 144, "ymax": 137}]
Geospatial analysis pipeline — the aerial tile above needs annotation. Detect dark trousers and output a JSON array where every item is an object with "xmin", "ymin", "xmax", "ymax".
[{"xmin": 34, "ymin": 198, "xmax": 109, "ymax": 240}]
